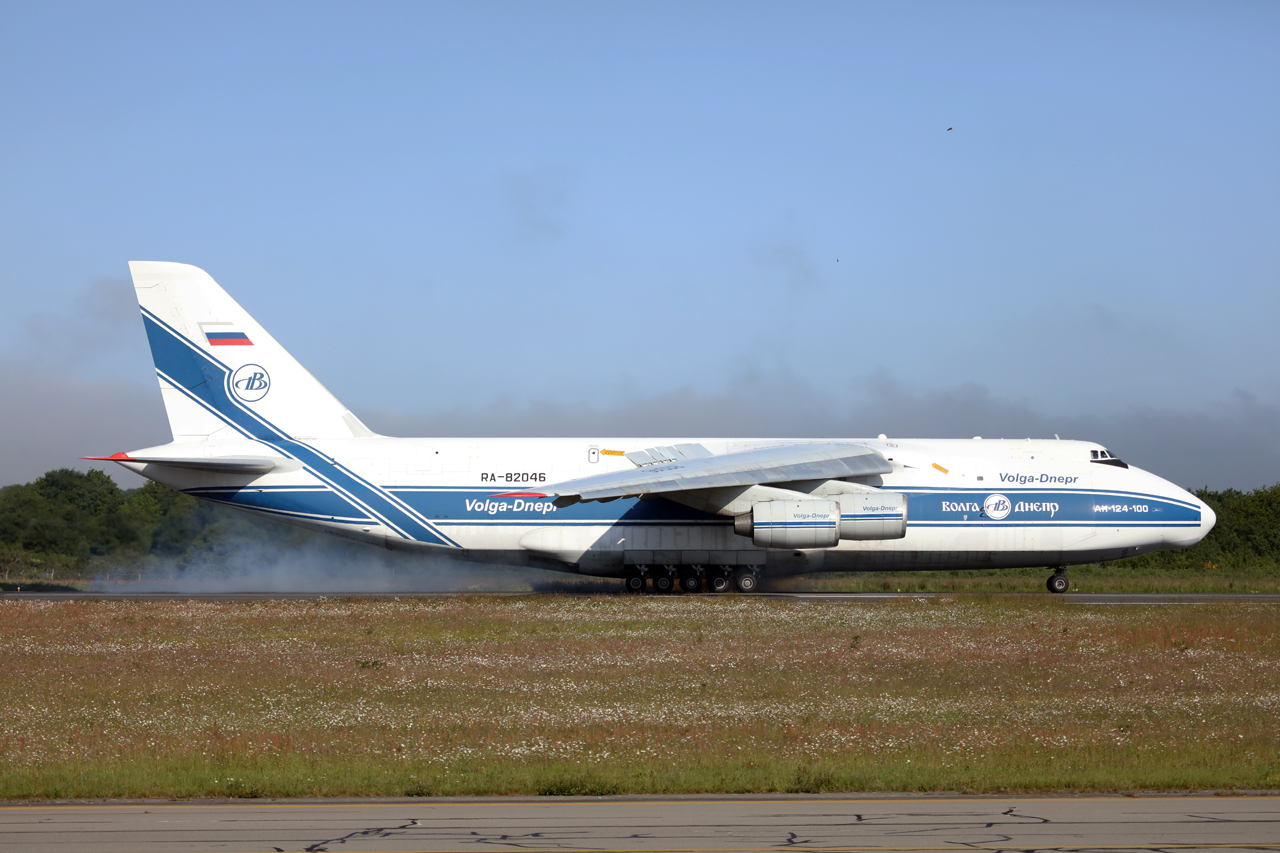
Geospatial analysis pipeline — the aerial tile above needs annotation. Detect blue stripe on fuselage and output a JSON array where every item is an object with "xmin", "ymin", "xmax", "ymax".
[
  {"xmin": 387, "ymin": 488, "xmax": 722, "ymax": 526},
  {"xmin": 392, "ymin": 487, "xmax": 1198, "ymax": 529},
  {"xmin": 904, "ymin": 488, "xmax": 1200, "ymax": 526},
  {"xmin": 185, "ymin": 487, "xmax": 372, "ymax": 521},
  {"xmin": 142, "ymin": 309, "xmax": 457, "ymax": 547},
  {"xmin": 896, "ymin": 484, "xmax": 1200, "ymax": 510}
]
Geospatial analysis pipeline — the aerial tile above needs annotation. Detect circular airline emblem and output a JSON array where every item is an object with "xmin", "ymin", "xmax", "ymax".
[
  {"xmin": 983, "ymin": 493, "xmax": 1012, "ymax": 520},
  {"xmin": 231, "ymin": 364, "xmax": 271, "ymax": 402}
]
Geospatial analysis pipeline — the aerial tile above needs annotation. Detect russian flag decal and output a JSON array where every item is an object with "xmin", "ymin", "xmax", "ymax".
[{"xmin": 199, "ymin": 322, "xmax": 253, "ymax": 347}]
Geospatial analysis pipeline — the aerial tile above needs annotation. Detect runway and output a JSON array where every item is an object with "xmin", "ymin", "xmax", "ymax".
[
  {"xmin": 2, "ymin": 795, "xmax": 1278, "ymax": 852},
  {"xmin": 3, "ymin": 590, "xmax": 1280, "ymax": 604}
]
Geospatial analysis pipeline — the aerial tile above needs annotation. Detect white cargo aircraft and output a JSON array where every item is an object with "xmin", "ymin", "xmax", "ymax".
[{"xmin": 90, "ymin": 262, "xmax": 1216, "ymax": 594}]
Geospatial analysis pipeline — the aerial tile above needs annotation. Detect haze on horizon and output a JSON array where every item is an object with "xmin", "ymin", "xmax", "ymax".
[{"xmin": 1, "ymin": 1, "xmax": 1276, "ymax": 491}]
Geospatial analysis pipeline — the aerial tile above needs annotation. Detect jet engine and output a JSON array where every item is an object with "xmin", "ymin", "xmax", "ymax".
[
  {"xmin": 733, "ymin": 500, "xmax": 840, "ymax": 549},
  {"xmin": 835, "ymin": 491, "xmax": 908, "ymax": 540},
  {"xmin": 733, "ymin": 492, "xmax": 908, "ymax": 548}
]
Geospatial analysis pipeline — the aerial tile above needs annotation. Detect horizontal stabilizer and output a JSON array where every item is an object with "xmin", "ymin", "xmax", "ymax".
[{"xmin": 83, "ymin": 452, "xmax": 283, "ymax": 474}]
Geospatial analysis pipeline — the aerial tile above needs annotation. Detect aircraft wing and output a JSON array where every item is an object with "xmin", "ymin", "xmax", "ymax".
[{"xmin": 531, "ymin": 443, "xmax": 891, "ymax": 505}]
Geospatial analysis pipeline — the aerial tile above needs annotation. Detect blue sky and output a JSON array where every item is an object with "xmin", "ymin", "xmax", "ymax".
[{"xmin": 1, "ymin": 1, "xmax": 1277, "ymax": 488}]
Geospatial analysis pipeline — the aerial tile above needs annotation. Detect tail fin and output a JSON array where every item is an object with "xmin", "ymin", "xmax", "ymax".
[{"xmin": 129, "ymin": 261, "xmax": 375, "ymax": 442}]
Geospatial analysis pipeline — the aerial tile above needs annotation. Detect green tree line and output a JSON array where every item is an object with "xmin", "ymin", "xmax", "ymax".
[
  {"xmin": 0, "ymin": 467, "xmax": 1277, "ymax": 582},
  {"xmin": 0, "ymin": 468, "xmax": 314, "ymax": 581}
]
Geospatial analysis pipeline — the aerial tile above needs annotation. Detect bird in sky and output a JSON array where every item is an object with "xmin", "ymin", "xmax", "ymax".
[{"xmin": 947, "ymin": 127, "xmax": 953, "ymax": 131}]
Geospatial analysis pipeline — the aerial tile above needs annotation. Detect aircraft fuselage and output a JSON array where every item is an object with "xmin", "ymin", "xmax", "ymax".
[{"xmin": 117, "ymin": 435, "xmax": 1214, "ymax": 578}]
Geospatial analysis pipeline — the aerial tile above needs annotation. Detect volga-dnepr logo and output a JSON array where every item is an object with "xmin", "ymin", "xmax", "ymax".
[
  {"xmin": 983, "ymin": 493, "xmax": 1012, "ymax": 520},
  {"xmin": 231, "ymin": 363, "xmax": 270, "ymax": 402}
]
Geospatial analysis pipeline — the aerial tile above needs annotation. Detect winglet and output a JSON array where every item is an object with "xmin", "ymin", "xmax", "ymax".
[{"xmin": 82, "ymin": 452, "xmax": 133, "ymax": 461}]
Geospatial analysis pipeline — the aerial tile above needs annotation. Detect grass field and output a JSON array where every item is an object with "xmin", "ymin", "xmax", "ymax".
[
  {"xmin": 768, "ymin": 565, "xmax": 1280, "ymax": 594},
  {"xmin": 1, "ymin": 595, "xmax": 1278, "ymax": 798}
]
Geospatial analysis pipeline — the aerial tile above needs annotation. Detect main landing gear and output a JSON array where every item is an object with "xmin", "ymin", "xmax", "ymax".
[
  {"xmin": 1046, "ymin": 566, "xmax": 1069, "ymax": 594},
  {"xmin": 680, "ymin": 568, "xmax": 702, "ymax": 593},
  {"xmin": 623, "ymin": 570, "xmax": 646, "ymax": 594}
]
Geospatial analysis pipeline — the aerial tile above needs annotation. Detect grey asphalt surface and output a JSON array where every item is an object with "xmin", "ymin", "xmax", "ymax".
[
  {"xmin": 2, "ymin": 795, "xmax": 1279, "ymax": 852},
  {"xmin": 3, "ymin": 591, "xmax": 1280, "ymax": 603}
]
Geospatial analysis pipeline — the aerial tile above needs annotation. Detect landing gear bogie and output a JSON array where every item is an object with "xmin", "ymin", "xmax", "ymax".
[{"xmin": 622, "ymin": 565, "xmax": 758, "ymax": 595}]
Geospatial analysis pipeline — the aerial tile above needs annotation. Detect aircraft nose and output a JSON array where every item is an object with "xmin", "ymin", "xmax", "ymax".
[
  {"xmin": 1164, "ymin": 488, "xmax": 1216, "ymax": 548},
  {"xmin": 1198, "ymin": 498, "xmax": 1217, "ymax": 538}
]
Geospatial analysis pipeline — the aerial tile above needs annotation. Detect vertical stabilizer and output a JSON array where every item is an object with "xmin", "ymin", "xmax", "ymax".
[{"xmin": 128, "ymin": 261, "xmax": 375, "ymax": 442}]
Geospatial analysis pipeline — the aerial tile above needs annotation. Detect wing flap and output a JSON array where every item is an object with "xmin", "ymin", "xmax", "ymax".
[{"xmin": 625, "ymin": 442, "xmax": 713, "ymax": 467}]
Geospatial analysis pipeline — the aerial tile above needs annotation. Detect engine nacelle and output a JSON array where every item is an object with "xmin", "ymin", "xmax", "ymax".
[
  {"xmin": 733, "ymin": 500, "xmax": 841, "ymax": 549},
  {"xmin": 835, "ymin": 492, "xmax": 908, "ymax": 540},
  {"xmin": 733, "ymin": 493, "xmax": 908, "ymax": 548}
]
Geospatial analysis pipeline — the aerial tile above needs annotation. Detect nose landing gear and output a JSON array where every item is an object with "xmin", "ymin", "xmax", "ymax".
[{"xmin": 1046, "ymin": 566, "xmax": 1069, "ymax": 594}]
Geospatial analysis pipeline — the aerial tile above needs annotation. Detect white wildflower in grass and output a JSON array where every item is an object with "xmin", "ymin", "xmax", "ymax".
[{"xmin": 0, "ymin": 596, "xmax": 1276, "ymax": 796}]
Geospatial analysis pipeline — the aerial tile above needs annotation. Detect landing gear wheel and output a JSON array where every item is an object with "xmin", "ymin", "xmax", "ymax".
[
  {"xmin": 653, "ymin": 572, "xmax": 675, "ymax": 594},
  {"xmin": 709, "ymin": 573, "xmax": 731, "ymax": 593},
  {"xmin": 1046, "ymin": 573, "xmax": 1069, "ymax": 594},
  {"xmin": 735, "ymin": 572, "xmax": 759, "ymax": 593},
  {"xmin": 680, "ymin": 571, "xmax": 702, "ymax": 593},
  {"xmin": 623, "ymin": 571, "xmax": 645, "ymax": 594}
]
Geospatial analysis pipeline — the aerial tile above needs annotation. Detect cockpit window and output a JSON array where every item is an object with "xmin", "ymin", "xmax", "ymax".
[{"xmin": 1091, "ymin": 448, "xmax": 1128, "ymax": 469}]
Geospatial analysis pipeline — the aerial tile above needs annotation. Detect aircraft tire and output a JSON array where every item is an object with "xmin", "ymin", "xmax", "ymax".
[
  {"xmin": 653, "ymin": 573, "xmax": 675, "ymax": 594},
  {"xmin": 709, "ymin": 574, "xmax": 731, "ymax": 593},
  {"xmin": 623, "ymin": 571, "xmax": 646, "ymax": 594},
  {"xmin": 1046, "ymin": 574, "xmax": 1069, "ymax": 594},
  {"xmin": 680, "ymin": 570, "xmax": 702, "ymax": 593},
  {"xmin": 735, "ymin": 572, "xmax": 759, "ymax": 593}
]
